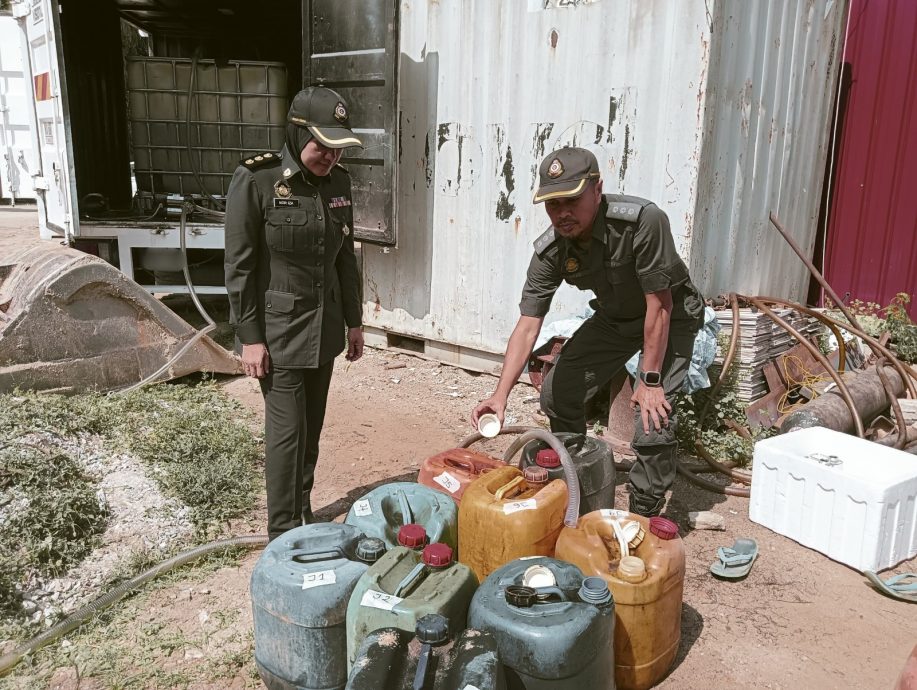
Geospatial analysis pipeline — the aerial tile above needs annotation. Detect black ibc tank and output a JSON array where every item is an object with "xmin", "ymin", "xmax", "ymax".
[
  {"xmin": 346, "ymin": 613, "xmax": 506, "ymax": 690},
  {"xmin": 520, "ymin": 433, "xmax": 615, "ymax": 515}
]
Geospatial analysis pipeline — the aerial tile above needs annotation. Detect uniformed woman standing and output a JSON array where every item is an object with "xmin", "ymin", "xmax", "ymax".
[{"xmin": 224, "ymin": 86, "xmax": 364, "ymax": 541}]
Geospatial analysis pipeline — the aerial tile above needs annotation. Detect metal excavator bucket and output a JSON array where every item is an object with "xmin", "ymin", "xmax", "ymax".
[{"xmin": 0, "ymin": 244, "xmax": 241, "ymax": 393}]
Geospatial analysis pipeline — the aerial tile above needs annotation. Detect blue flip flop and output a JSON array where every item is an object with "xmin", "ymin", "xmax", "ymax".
[
  {"xmin": 864, "ymin": 571, "xmax": 917, "ymax": 603},
  {"xmin": 710, "ymin": 538, "xmax": 758, "ymax": 580}
]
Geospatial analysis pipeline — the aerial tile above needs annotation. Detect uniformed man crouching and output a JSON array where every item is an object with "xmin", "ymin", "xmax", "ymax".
[
  {"xmin": 224, "ymin": 86, "xmax": 364, "ymax": 541},
  {"xmin": 471, "ymin": 147, "xmax": 705, "ymax": 517}
]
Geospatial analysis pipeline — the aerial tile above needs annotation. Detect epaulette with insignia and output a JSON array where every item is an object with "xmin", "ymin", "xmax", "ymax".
[
  {"xmin": 240, "ymin": 152, "xmax": 278, "ymax": 170},
  {"xmin": 334, "ymin": 163, "xmax": 350, "ymax": 174},
  {"xmin": 605, "ymin": 194, "xmax": 651, "ymax": 222},
  {"xmin": 533, "ymin": 226, "xmax": 558, "ymax": 257}
]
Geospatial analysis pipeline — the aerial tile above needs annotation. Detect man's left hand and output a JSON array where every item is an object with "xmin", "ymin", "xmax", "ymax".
[
  {"xmin": 630, "ymin": 383, "xmax": 672, "ymax": 434},
  {"xmin": 346, "ymin": 327, "xmax": 364, "ymax": 362}
]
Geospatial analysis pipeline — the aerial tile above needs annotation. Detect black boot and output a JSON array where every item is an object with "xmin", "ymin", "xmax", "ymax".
[{"xmin": 628, "ymin": 490, "xmax": 666, "ymax": 518}]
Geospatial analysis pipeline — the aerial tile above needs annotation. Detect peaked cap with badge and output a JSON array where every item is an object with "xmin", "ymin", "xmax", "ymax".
[
  {"xmin": 288, "ymin": 86, "xmax": 363, "ymax": 149},
  {"xmin": 533, "ymin": 147, "xmax": 601, "ymax": 203}
]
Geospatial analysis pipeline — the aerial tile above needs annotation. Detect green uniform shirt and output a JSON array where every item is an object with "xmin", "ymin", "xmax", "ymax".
[
  {"xmin": 224, "ymin": 145, "xmax": 362, "ymax": 368},
  {"xmin": 520, "ymin": 194, "xmax": 704, "ymax": 324}
]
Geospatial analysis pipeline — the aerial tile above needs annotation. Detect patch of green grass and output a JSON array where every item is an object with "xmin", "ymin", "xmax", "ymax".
[
  {"xmin": 0, "ymin": 444, "xmax": 109, "ymax": 616},
  {"xmin": 0, "ymin": 379, "xmax": 261, "ymax": 624}
]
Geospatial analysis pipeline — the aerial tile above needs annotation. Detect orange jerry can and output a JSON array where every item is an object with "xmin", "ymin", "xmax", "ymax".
[
  {"xmin": 555, "ymin": 510, "xmax": 686, "ymax": 690},
  {"xmin": 457, "ymin": 464, "xmax": 571, "ymax": 582},
  {"xmin": 418, "ymin": 448, "xmax": 506, "ymax": 504}
]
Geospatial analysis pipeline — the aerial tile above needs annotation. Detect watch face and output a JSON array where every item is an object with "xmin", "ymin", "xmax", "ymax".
[{"xmin": 642, "ymin": 371, "xmax": 662, "ymax": 386}]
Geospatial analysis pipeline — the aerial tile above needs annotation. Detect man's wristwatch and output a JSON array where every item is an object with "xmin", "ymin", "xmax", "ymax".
[{"xmin": 639, "ymin": 370, "xmax": 662, "ymax": 387}]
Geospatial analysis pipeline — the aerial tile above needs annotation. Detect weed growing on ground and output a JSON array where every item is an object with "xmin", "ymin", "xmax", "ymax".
[
  {"xmin": 0, "ymin": 379, "xmax": 260, "ymax": 624},
  {"xmin": 827, "ymin": 292, "xmax": 917, "ymax": 363},
  {"xmin": 0, "ymin": 443, "xmax": 109, "ymax": 616},
  {"xmin": 675, "ymin": 335, "xmax": 775, "ymax": 467}
]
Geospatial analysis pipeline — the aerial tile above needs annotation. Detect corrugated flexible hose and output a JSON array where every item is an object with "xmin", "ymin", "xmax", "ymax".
[{"xmin": 0, "ymin": 535, "xmax": 268, "ymax": 677}]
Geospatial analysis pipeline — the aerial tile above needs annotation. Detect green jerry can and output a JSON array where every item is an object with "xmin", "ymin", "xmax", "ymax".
[
  {"xmin": 344, "ymin": 481, "xmax": 458, "ymax": 551},
  {"xmin": 520, "ymin": 432, "xmax": 616, "ymax": 515},
  {"xmin": 468, "ymin": 556, "xmax": 616, "ymax": 689},
  {"xmin": 250, "ymin": 523, "xmax": 387, "ymax": 690},
  {"xmin": 346, "ymin": 613, "xmax": 506, "ymax": 689},
  {"xmin": 345, "ymin": 542, "xmax": 478, "ymax": 669}
]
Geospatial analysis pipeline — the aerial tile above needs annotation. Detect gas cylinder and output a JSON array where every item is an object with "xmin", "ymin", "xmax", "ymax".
[
  {"xmin": 419, "ymin": 447, "xmax": 507, "ymax": 503},
  {"xmin": 250, "ymin": 523, "xmax": 386, "ymax": 690},
  {"xmin": 344, "ymin": 481, "xmax": 458, "ymax": 551},
  {"xmin": 468, "ymin": 556, "xmax": 615, "ymax": 689},
  {"xmin": 345, "ymin": 542, "xmax": 478, "ymax": 668},
  {"xmin": 555, "ymin": 510, "xmax": 685, "ymax": 690}
]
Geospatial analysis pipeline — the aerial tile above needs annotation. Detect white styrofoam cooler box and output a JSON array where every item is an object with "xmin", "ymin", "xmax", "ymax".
[{"xmin": 749, "ymin": 426, "xmax": 917, "ymax": 572}]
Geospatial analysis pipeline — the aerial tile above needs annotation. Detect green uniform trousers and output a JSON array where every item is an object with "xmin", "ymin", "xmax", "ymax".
[
  {"xmin": 259, "ymin": 362, "xmax": 334, "ymax": 540},
  {"xmin": 540, "ymin": 310, "xmax": 698, "ymax": 516}
]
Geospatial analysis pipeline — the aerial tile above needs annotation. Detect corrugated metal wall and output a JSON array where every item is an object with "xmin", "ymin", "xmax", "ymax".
[
  {"xmin": 689, "ymin": 0, "xmax": 847, "ymax": 300},
  {"xmin": 824, "ymin": 0, "xmax": 917, "ymax": 313},
  {"xmin": 362, "ymin": 0, "xmax": 847, "ymax": 357}
]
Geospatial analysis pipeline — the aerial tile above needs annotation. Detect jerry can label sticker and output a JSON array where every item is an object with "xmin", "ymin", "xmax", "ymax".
[
  {"xmin": 434, "ymin": 471, "xmax": 461, "ymax": 494},
  {"xmin": 360, "ymin": 589, "xmax": 403, "ymax": 611},
  {"xmin": 301, "ymin": 569, "xmax": 337, "ymax": 590},
  {"xmin": 601, "ymin": 509, "xmax": 630, "ymax": 519},
  {"xmin": 353, "ymin": 499, "xmax": 373, "ymax": 517},
  {"xmin": 503, "ymin": 498, "xmax": 537, "ymax": 515}
]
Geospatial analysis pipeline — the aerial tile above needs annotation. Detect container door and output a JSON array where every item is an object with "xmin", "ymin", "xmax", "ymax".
[
  {"xmin": 12, "ymin": 0, "xmax": 79, "ymax": 239},
  {"xmin": 303, "ymin": 0, "xmax": 397, "ymax": 246}
]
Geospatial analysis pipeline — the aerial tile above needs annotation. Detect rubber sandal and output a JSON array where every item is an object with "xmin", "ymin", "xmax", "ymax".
[
  {"xmin": 710, "ymin": 538, "xmax": 758, "ymax": 580},
  {"xmin": 864, "ymin": 571, "xmax": 917, "ymax": 604}
]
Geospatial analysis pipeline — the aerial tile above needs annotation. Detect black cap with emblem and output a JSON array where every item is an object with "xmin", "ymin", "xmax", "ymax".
[
  {"xmin": 533, "ymin": 147, "xmax": 600, "ymax": 203},
  {"xmin": 288, "ymin": 86, "xmax": 363, "ymax": 149}
]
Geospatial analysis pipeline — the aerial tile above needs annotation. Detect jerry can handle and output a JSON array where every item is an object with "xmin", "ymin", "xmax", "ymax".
[
  {"xmin": 398, "ymin": 490, "xmax": 415, "ymax": 526},
  {"xmin": 533, "ymin": 585, "xmax": 568, "ymax": 602},
  {"xmin": 501, "ymin": 429, "xmax": 580, "ymax": 528},
  {"xmin": 494, "ymin": 475, "xmax": 526, "ymax": 501},
  {"xmin": 290, "ymin": 548, "xmax": 344, "ymax": 564},
  {"xmin": 443, "ymin": 455, "xmax": 477, "ymax": 473},
  {"xmin": 393, "ymin": 562, "xmax": 428, "ymax": 598}
]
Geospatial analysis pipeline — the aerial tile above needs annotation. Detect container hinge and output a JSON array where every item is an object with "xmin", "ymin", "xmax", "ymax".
[
  {"xmin": 32, "ymin": 176, "xmax": 49, "ymax": 191},
  {"xmin": 11, "ymin": 1, "xmax": 30, "ymax": 19}
]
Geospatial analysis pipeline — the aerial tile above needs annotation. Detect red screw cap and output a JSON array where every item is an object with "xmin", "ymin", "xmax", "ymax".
[
  {"xmin": 397, "ymin": 523, "xmax": 428, "ymax": 549},
  {"xmin": 535, "ymin": 449, "xmax": 560, "ymax": 468},
  {"xmin": 649, "ymin": 516, "xmax": 679, "ymax": 540},
  {"xmin": 422, "ymin": 543, "xmax": 454, "ymax": 568}
]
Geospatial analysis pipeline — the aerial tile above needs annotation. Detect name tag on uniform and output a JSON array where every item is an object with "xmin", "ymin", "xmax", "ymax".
[
  {"xmin": 273, "ymin": 198, "xmax": 300, "ymax": 208},
  {"xmin": 329, "ymin": 196, "xmax": 351, "ymax": 208}
]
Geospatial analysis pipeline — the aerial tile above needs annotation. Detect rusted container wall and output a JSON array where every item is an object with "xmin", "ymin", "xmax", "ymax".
[
  {"xmin": 823, "ymin": 0, "xmax": 917, "ymax": 316},
  {"xmin": 362, "ymin": 0, "xmax": 846, "ymax": 362},
  {"xmin": 689, "ymin": 0, "xmax": 848, "ymax": 302}
]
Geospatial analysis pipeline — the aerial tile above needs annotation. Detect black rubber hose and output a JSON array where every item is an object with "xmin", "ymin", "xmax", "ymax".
[{"xmin": 0, "ymin": 535, "xmax": 268, "ymax": 677}]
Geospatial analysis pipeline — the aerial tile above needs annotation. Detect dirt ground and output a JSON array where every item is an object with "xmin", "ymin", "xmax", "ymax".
[{"xmin": 3, "ymin": 208, "xmax": 916, "ymax": 689}]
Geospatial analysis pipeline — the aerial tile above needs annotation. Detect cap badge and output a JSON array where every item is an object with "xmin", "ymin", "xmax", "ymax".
[
  {"xmin": 564, "ymin": 257, "xmax": 580, "ymax": 273},
  {"xmin": 548, "ymin": 158, "xmax": 564, "ymax": 178},
  {"xmin": 274, "ymin": 180, "xmax": 292, "ymax": 198},
  {"xmin": 334, "ymin": 102, "xmax": 347, "ymax": 123}
]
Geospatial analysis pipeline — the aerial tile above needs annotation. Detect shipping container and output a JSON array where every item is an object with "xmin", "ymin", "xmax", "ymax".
[
  {"xmin": 0, "ymin": 13, "xmax": 34, "ymax": 203},
  {"xmin": 12, "ymin": 0, "xmax": 847, "ymax": 368}
]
